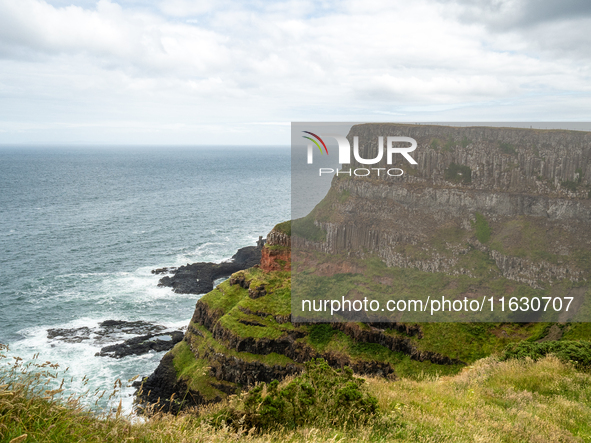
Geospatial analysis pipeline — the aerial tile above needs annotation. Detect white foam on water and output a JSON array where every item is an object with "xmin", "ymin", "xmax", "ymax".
[
  {"xmin": 4, "ymin": 232, "xmax": 254, "ymax": 415},
  {"xmin": 6, "ymin": 315, "xmax": 180, "ymax": 415}
]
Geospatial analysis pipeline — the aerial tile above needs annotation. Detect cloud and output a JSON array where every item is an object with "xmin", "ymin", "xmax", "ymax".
[
  {"xmin": 451, "ymin": 0, "xmax": 591, "ymax": 29},
  {"xmin": 0, "ymin": 0, "xmax": 590, "ymax": 144},
  {"xmin": 158, "ymin": 0, "xmax": 217, "ymax": 17}
]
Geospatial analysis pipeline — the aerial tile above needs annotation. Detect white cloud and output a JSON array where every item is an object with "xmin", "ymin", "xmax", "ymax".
[
  {"xmin": 158, "ymin": 0, "xmax": 217, "ymax": 17},
  {"xmin": 0, "ymin": 0, "xmax": 589, "ymax": 144}
]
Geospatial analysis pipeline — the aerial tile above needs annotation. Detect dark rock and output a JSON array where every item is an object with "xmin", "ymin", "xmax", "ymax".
[
  {"xmin": 331, "ymin": 322, "xmax": 465, "ymax": 366},
  {"xmin": 229, "ymin": 273, "xmax": 251, "ymax": 289},
  {"xmin": 96, "ymin": 331, "xmax": 184, "ymax": 359},
  {"xmin": 248, "ymin": 284, "xmax": 266, "ymax": 299},
  {"xmin": 152, "ymin": 267, "xmax": 176, "ymax": 275},
  {"xmin": 157, "ymin": 245, "xmax": 261, "ymax": 294},
  {"xmin": 97, "ymin": 320, "xmax": 167, "ymax": 336},
  {"xmin": 47, "ymin": 327, "xmax": 92, "ymax": 343},
  {"xmin": 48, "ymin": 320, "xmax": 186, "ymax": 359},
  {"xmin": 238, "ymin": 306, "xmax": 291, "ymax": 324},
  {"xmin": 47, "ymin": 320, "xmax": 170, "ymax": 345},
  {"xmin": 189, "ymin": 301, "xmax": 397, "ymax": 376},
  {"xmin": 135, "ymin": 352, "xmax": 213, "ymax": 414},
  {"xmin": 238, "ymin": 319, "xmax": 266, "ymax": 327}
]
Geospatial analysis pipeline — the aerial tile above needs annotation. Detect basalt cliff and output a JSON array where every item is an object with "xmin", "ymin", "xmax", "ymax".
[
  {"xmin": 292, "ymin": 124, "xmax": 591, "ymax": 324},
  {"xmin": 138, "ymin": 124, "xmax": 591, "ymax": 411}
]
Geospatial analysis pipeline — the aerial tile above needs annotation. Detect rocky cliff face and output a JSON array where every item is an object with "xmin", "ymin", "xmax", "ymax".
[
  {"xmin": 296, "ymin": 124, "xmax": 591, "ymax": 291},
  {"xmin": 260, "ymin": 227, "xmax": 291, "ymax": 272},
  {"xmin": 350, "ymin": 124, "xmax": 591, "ymax": 196}
]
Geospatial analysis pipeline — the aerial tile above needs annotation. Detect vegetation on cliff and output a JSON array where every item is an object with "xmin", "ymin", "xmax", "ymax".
[
  {"xmin": 209, "ymin": 359, "xmax": 379, "ymax": 431},
  {"xmin": 4, "ymin": 341, "xmax": 591, "ymax": 442}
]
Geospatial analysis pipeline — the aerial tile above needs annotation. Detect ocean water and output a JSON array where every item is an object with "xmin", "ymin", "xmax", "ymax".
[{"xmin": 0, "ymin": 146, "xmax": 290, "ymax": 412}]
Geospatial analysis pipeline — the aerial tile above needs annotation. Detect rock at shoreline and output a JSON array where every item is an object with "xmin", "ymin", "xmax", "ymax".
[
  {"xmin": 48, "ymin": 320, "xmax": 170, "ymax": 344},
  {"xmin": 96, "ymin": 331, "xmax": 184, "ymax": 359},
  {"xmin": 48, "ymin": 320, "xmax": 184, "ymax": 358},
  {"xmin": 156, "ymin": 245, "xmax": 262, "ymax": 294}
]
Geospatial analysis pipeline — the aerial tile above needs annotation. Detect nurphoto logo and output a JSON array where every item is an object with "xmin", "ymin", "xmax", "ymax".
[{"xmin": 303, "ymin": 131, "xmax": 418, "ymax": 177}]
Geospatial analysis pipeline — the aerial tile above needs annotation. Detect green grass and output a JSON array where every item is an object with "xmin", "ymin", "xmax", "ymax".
[
  {"xmin": 5, "ymin": 347, "xmax": 591, "ymax": 442},
  {"xmin": 416, "ymin": 323, "xmax": 549, "ymax": 362},
  {"xmin": 471, "ymin": 212, "xmax": 491, "ymax": 243},
  {"xmin": 187, "ymin": 322, "xmax": 296, "ymax": 367},
  {"xmin": 200, "ymin": 282, "xmax": 247, "ymax": 315},
  {"xmin": 563, "ymin": 322, "xmax": 591, "ymax": 341},
  {"xmin": 219, "ymin": 308, "xmax": 289, "ymax": 340},
  {"xmin": 292, "ymin": 215, "xmax": 326, "ymax": 242},
  {"xmin": 171, "ymin": 341, "xmax": 230, "ymax": 400},
  {"xmin": 239, "ymin": 287, "xmax": 291, "ymax": 317},
  {"xmin": 308, "ymin": 324, "xmax": 336, "ymax": 347},
  {"xmin": 500, "ymin": 340, "xmax": 591, "ymax": 368},
  {"xmin": 300, "ymin": 324, "xmax": 464, "ymax": 379},
  {"xmin": 273, "ymin": 220, "xmax": 291, "ymax": 236},
  {"xmin": 211, "ymin": 359, "xmax": 379, "ymax": 431}
]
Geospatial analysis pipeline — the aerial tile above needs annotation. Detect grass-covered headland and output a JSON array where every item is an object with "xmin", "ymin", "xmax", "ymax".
[{"xmin": 3, "ymin": 342, "xmax": 591, "ymax": 442}]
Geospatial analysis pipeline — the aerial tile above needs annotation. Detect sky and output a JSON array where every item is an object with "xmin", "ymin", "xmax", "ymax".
[{"xmin": 0, "ymin": 0, "xmax": 590, "ymax": 145}]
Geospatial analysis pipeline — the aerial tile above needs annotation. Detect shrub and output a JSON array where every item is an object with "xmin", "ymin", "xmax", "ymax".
[
  {"xmin": 499, "ymin": 142, "xmax": 517, "ymax": 155},
  {"xmin": 561, "ymin": 180, "xmax": 578, "ymax": 192},
  {"xmin": 210, "ymin": 358, "xmax": 379, "ymax": 431},
  {"xmin": 444, "ymin": 163, "xmax": 471, "ymax": 184},
  {"xmin": 500, "ymin": 340, "xmax": 591, "ymax": 368}
]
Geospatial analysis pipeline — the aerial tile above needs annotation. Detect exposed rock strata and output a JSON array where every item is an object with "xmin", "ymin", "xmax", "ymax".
[
  {"xmin": 331, "ymin": 323, "xmax": 464, "ymax": 366},
  {"xmin": 260, "ymin": 229, "xmax": 291, "ymax": 272},
  {"xmin": 189, "ymin": 299, "xmax": 445, "ymax": 372},
  {"xmin": 294, "ymin": 124, "xmax": 591, "ymax": 289}
]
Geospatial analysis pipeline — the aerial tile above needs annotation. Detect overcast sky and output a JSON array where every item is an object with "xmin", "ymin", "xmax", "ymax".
[{"xmin": 0, "ymin": 0, "xmax": 590, "ymax": 145}]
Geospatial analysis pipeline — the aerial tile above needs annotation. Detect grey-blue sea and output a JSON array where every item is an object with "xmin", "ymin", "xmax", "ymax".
[{"xmin": 0, "ymin": 145, "xmax": 290, "ymax": 411}]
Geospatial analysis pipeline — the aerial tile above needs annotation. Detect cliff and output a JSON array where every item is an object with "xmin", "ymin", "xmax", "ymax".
[
  {"xmin": 138, "ymin": 124, "xmax": 591, "ymax": 411},
  {"xmin": 291, "ymin": 124, "xmax": 591, "ymax": 324},
  {"xmin": 137, "ymin": 225, "xmax": 564, "ymax": 412},
  {"xmin": 260, "ymin": 221, "xmax": 291, "ymax": 272}
]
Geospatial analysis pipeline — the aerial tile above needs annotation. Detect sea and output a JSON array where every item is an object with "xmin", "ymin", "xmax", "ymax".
[{"xmin": 0, "ymin": 146, "xmax": 290, "ymax": 413}]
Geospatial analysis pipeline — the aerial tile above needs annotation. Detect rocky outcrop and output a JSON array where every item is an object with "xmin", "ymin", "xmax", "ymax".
[
  {"xmin": 157, "ymin": 245, "xmax": 262, "ymax": 294},
  {"xmin": 135, "ymin": 352, "xmax": 215, "ymax": 414},
  {"xmin": 239, "ymin": 306, "xmax": 291, "ymax": 324},
  {"xmin": 188, "ymin": 299, "xmax": 444, "ymax": 374},
  {"xmin": 96, "ymin": 331, "xmax": 184, "ymax": 359},
  {"xmin": 49, "ymin": 320, "xmax": 184, "ymax": 358},
  {"xmin": 348, "ymin": 124, "xmax": 591, "ymax": 196},
  {"xmin": 260, "ymin": 228, "xmax": 291, "ymax": 272}
]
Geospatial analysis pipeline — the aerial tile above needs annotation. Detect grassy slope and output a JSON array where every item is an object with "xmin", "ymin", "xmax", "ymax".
[
  {"xmin": 169, "ymin": 209, "xmax": 591, "ymax": 409},
  {"xmin": 172, "ymin": 262, "xmax": 567, "ymax": 396},
  {"xmin": 177, "ymin": 268, "xmax": 471, "ymax": 388},
  {"xmin": 3, "ymin": 355, "xmax": 591, "ymax": 442}
]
